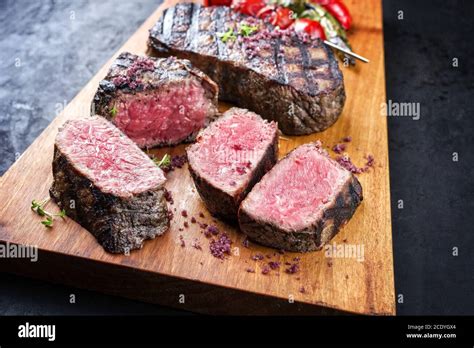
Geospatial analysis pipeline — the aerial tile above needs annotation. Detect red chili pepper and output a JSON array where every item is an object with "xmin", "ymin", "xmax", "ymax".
[
  {"xmin": 311, "ymin": 0, "xmax": 352, "ymax": 30},
  {"xmin": 269, "ymin": 7, "xmax": 295, "ymax": 30},
  {"xmin": 292, "ymin": 18, "xmax": 326, "ymax": 40},
  {"xmin": 231, "ymin": 0, "xmax": 266, "ymax": 16},
  {"xmin": 203, "ymin": 0, "xmax": 233, "ymax": 6}
]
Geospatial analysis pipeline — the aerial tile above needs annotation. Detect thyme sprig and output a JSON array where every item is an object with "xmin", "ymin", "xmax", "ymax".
[
  {"xmin": 218, "ymin": 23, "xmax": 259, "ymax": 43},
  {"xmin": 217, "ymin": 28, "xmax": 237, "ymax": 43},
  {"xmin": 31, "ymin": 197, "xmax": 66, "ymax": 228},
  {"xmin": 153, "ymin": 153, "xmax": 171, "ymax": 169},
  {"xmin": 110, "ymin": 105, "xmax": 118, "ymax": 117},
  {"xmin": 239, "ymin": 23, "xmax": 259, "ymax": 37}
]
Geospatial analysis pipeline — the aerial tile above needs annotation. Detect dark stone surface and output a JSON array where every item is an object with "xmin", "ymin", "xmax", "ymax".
[
  {"xmin": 0, "ymin": 273, "xmax": 189, "ymax": 315},
  {"xmin": 0, "ymin": 0, "xmax": 473, "ymax": 315},
  {"xmin": 383, "ymin": 0, "xmax": 474, "ymax": 315}
]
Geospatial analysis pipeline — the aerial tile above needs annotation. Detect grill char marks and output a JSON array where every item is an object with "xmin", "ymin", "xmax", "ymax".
[
  {"xmin": 93, "ymin": 52, "xmax": 219, "ymax": 148},
  {"xmin": 184, "ymin": 3, "xmax": 200, "ymax": 51},
  {"xmin": 273, "ymin": 38, "xmax": 288, "ymax": 85},
  {"xmin": 214, "ymin": 7, "xmax": 228, "ymax": 62},
  {"xmin": 148, "ymin": 3, "xmax": 345, "ymax": 135},
  {"xmin": 162, "ymin": 5, "xmax": 176, "ymax": 42},
  {"xmin": 295, "ymin": 40, "xmax": 316, "ymax": 95}
]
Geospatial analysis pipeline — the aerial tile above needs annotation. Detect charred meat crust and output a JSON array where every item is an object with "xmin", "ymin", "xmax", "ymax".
[
  {"xmin": 238, "ymin": 165, "xmax": 363, "ymax": 253},
  {"xmin": 50, "ymin": 144, "xmax": 170, "ymax": 254},
  {"xmin": 148, "ymin": 3, "xmax": 345, "ymax": 135},
  {"xmin": 92, "ymin": 52, "xmax": 219, "ymax": 147},
  {"xmin": 187, "ymin": 129, "xmax": 278, "ymax": 221}
]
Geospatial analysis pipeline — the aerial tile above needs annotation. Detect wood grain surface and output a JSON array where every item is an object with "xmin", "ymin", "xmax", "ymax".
[{"xmin": 0, "ymin": 0, "xmax": 395, "ymax": 315}]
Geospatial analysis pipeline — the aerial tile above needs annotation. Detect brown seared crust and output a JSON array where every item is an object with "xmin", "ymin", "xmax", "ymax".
[
  {"xmin": 148, "ymin": 3, "xmax": 345, "ymax": 135},
  {"xmin": 238, "ymin": 174, "xmax": 363, "ymax": 252},
  {"xmin": 92, "ymin": 52, "xmax": 219, "ymax": 147},
  {"xmin": 187, "ymin": 129, "xmax": 278, "ymax": 222},
  {"xmin": 49, "ymin": 145, "xmax": 170, "ymax": 254}
]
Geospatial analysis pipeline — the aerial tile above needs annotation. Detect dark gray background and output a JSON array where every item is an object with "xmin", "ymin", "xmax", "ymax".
[{"xmin": 0, "ymin": 0, "xmax": 473, "ymax": 315}]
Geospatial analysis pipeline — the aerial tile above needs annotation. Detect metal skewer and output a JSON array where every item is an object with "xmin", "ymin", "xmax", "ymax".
[{"xmin": 324, "ymin": 40, "xmax": 370, "ymax": 63}]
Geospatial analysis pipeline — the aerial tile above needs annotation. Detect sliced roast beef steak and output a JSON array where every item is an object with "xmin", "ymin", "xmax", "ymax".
[
  {"xmin": 93, "ymin": 52, "xmax": 219, "ymax": 148},
  {"xmin": 50, "ymin": 116, "xmax": 169, "ymax": 253},
  {"xmin": 239, "ymin": 142, "xmax": 362, "ymax": 252},
  {"xmin": 148, "ymin": 3, "xmax": 345, "ymax": 135},
  {"xmin": 187, "ymin": 107, "xmax": 278, "ymax": 221}
]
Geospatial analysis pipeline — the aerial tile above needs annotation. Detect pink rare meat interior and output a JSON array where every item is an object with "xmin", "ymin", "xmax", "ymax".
[
  {"xmin": 56, "ymin": 117, "xmax": 166, "ymax": 197},
  {"xmin": 242, "ymin": 144, "xmax": 350, "ymax": 231},
  {"xmin": 112, "ymin": 80, "xmax": 211, "ymax": 148},
  {"xmin": 187, "ymin": 111, "xmax": 277, "ymax": 193}
]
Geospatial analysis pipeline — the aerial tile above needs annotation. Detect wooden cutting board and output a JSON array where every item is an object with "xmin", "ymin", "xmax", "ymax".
[{"xmin": 0, "ymin": 0, "xmax": 394, "ymax": 315}]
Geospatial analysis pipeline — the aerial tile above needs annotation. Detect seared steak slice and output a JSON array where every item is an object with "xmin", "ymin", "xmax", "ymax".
[
  {"xmin": 148, "ymin": 3, "xmax": 345, "ymax": 135},
  {"xmin": 93, "ymin": 52, "xmax": 219, "ymax": 148},
  {"xmin": 239, "ymin": 142, "xmax": 362, "ymax": 252},
  {"xmin": 50, "ymin": 116, "xmax": 169, "ymax": 253},
  {"xmin": 187, "ymin": 107, "xmax": 278, "ymax": 221}
]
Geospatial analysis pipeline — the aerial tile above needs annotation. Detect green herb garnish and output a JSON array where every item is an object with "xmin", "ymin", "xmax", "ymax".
[
  {"xmin": 217, "ymin": 28, "xmax": 237, "ymax": 43},
  {"xmin": 31, "ymin": 198, "xmax": 49, "ymax": 216},
  {"xmin": 110, "ymin": 105, "xmax": 118, "ymax": 117},
  {"xmin": 41, "ymin": 216, "xmax": 54, "ymax": 228},
  {"xmin": 153, "ymin": 154, "xmax": 171, "ymax": 168},
  {"xmin": 218, "ymin": 23, "xmax": 259, "ymax": 43},
  {"xmin": 239, "ymin": 23, "xmax": 258, "ymax": 37},
  {"xmin": 58, "ymin": 209, "xmax": 67, "ymax": 219},
  {"xmin": 31, "ymin": 198, "xmax": 67, "ymax": 228}
]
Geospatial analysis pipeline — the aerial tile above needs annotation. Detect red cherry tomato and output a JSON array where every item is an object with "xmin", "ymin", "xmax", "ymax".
[
  {"xmin": 292, "ymin": 18, "xmax": 327, "ymax": 40},
  {"xmin": 203, "ymin": 0, "xmax": 233, "ymax": 6},
  {"xmin": 256, "ymin": 5, "xmax": 275, "ymax": 21},
  {"xmin": 231, "ymin": 0, "xmax": 266, "ymax": 16},
  {"xmin": 311, "ymin": 0, "xmax": 352, "ymax": 30},
  {"xmin": 269, "ymin": 7, "xmax": 294, "ymax": 30}
]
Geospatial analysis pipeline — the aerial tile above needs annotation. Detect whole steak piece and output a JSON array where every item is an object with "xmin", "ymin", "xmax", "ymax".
[
  {"xmin": 239, "ymin": 142, "xmax": 362, "ymax": 252},
  {"xmin": 148, "ymin": 3, "xmax": 345, "ymax": 135},
  {"xmin": 187, "ymin": 108, "xmax": 278, "ymax": 221},
  {"xmin": 50, "ymin": 116, "xmax": 169, "ymax": 253},
  {"xmin": 93, "ymin": 52, "xmax": 219, "ymax": 148}
]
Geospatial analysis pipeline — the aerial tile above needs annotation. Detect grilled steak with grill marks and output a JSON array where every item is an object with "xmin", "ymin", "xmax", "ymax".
[
  {"xmin": 148, "ymin": 3, "xmax": 345, "ymax": 135},
  {"xmin": 238, "ymin": 142, "xmax": 362, "ymax": 252},
  {"xmin": 93, "ymin": 52, "xmax": 219, "ymax": 148},
  {"xmin": 50, "ymin": 116, "xmax": 170, "ymax": 254}
]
